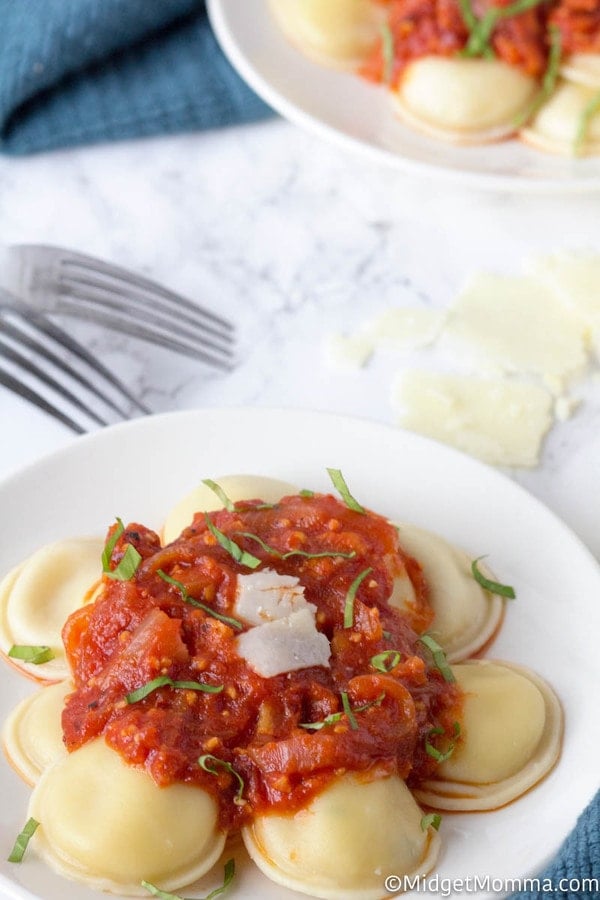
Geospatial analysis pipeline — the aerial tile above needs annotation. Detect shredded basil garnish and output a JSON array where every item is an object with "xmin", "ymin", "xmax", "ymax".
[
  {"xmin": 204, "ymin": 514, "xmax": 261, "ymax": 569},
  {"xmin": 8, "ymin": 644, "xmax": 54, "ymax": 664},
  {"xmin": 471, "ymin": 557, "xmax": 516, "ymax": 599},
  {"xmin": 421, "ymin": 813, "xmax": 442, "ymax": 832},
  {"xmin": 382, "ymin": 629, "xmax": 393, "ymax": 640},
  {"xmin": 575, "ymin": 88, "xmax": 600, "ymax": 156},
  {"xmin": 515, "ymin": 25, "xmax": 562, "ymax": 128},
  {"xmin": 326, "ymin": 468, "xmax": 365, "ymax": 514},
  {"xmin": 299, "ymin": 692, "xmax": 385, "ymax": 730},
  {"xmin": 341, "ymin": 690, "xmax": 359, "ymax": 730},
  {"xmin": 8, "ymin": 818, "xmax": 39, "ymax": 862},
  {"xmin": 299, "ymin": 489, "xmax": 315, "ymax": 498},
  {"xmin": 344, "ymin": 567, "xmax": 373, "ymax": 628},
  {"xmin": 126, "ymin": 676, "xmax": 223, "ymax": 704},
  {"xmin": 418, "ymin": 635, "xmax": 455, "ymax": 683},
  {"xmin": 370, "ymin": 649, "xmax": 402, "ymax": 673},
  {"xmin": 102, "ymin": 517, "xmax": 141, "ymax": 581},
  {"xmin": 459, "ymin": 0, "xmax": 546, "ymax": 59},
  {"xmin": 202, "ymin": 478, "xmax": 235, "ymax": 512},
  {"xmin": 425, "ymin": 726, "xmax": 457, "ymax": 763},
  {"xmin": 380, "ymin": 23, "xmax": 395, "ymax": 84},
  {"xmin": 234, "ymin": 531, "xmax": 356, "ymax": 561},
  {"xmin": 198, "ymin": 755, "xmax": 245, "ymax": 805},
  {"xmin": 142, "ymin": 858, "xmax": 235, "ymax": 900},
  {"xmin": 157, "ymin": 570, "xmax": 243, "ymax": 630}
]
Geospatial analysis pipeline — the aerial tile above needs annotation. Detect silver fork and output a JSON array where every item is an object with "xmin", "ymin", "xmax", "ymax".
[
  {"xmin": 1, "ymin": 244, "xmax": 235, "ymax": 371},
  {"xmin": 0, "ymin": 293, "xmax": 150, "ymax": 434}
]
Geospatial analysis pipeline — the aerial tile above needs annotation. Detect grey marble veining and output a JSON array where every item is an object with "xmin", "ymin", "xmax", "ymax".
[{"xmin": 0, "ymin": 119, "xmax": 599, "ymax": 557}]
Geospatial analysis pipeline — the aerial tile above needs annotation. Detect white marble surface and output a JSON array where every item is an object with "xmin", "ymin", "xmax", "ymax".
[{"xmin": 0, "ymin": 118, "xmax": 599, "ymax": 560}]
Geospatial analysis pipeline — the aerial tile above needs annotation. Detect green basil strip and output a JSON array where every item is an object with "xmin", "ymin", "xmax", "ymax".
[
  {"xmin": 515, "ymin": 25, "xmax": 562, "ymax": 127},
  {"xmin": 142, "ymin": 858, "xmax": 235, "ymax": 900},
  {"xmin": 298, "ymin": 489, "xmax": 315, "ymax": 498},
  {"xmin": 198, "ymin": 755, "xmax": 245, "ymax": 805},
  {"xmin": 157, "ymin": 570, "xmax": 242, "ymax": 630},
  {"xmin": 425, "ymin": 727, "xmax": 456, "ymax": 764},
  {"xmin": 344, "ymin": 567, "xmax": 373, "ymax": 628},
  {"xmin": 471, "ymin": 557, "xmax": 516, "ymax": 599},
  {"xmin": 382, "ymin": 629, "xmax": 393, "ymax": 640},
  {"xmin": 418, "ymin": 635, "xmax": 455, "ymax": 683},
  {"xmin": 8, "ymin": 644, "xmax": 54, "ymax": 665},
  {"xmin": 8, "ymin": 818, "xmax": 39, "ymax": 862},
  {"xmin": 380, "ymin": 23, "xmax": 395, "ymax": 84},
  {"xmin": 421, "ymin": 813, "xmax": 442, "ymax": 832},
  {"xmin": 299, "ymin": 692, "xmax": 384, "ymax": 730},
  {"xmin": 204, "ymin": 515, "xmax": 261, "ymax": 569},
  {"xmin": 341, "ymin": 690, "xmax": 359, "ymax": 730},
  {"xmin": 370, "ymin": 649, "xmax": 401, "ymax": 673},
  {"xmin": 575, "ymin": 88, "xmax": 600, "ymax": 155},
  {"xmin": 104, "ymin": 543, "xmax": 142, "ymax": 581},
  {"xmin": 326, "ymin": 468, "xmax": 365, "ymax": 514},
  {"xmin": 126, "ymin": 676, "xmax": 223, "ymax": 704},
  {"xmin": 202, "ymin": 479, "xmax": 235, "ymax": 512},
  {"xmin": 460, "ymin": 0, "xmax": 546, "ymax": 58},
  {"xmin": 102, "ymin": 517, "xmax": 124, "ymax": 570},
  {"xmin": 234, "ymin": 531, "xmax": 356, "ymax": 561}
]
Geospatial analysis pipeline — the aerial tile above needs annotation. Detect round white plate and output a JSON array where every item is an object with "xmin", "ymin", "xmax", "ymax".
[
  {"xmin": 0, "ymin": 408, "xmax": 598, "ymax": 900},
  {"xmin": 208, "ymin": 0, "xmax": 600, "ymax": 193}
]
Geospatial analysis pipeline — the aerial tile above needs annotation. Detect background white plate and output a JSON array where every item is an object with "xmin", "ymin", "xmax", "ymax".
[
  {"xmin": 0, "ymin": 408, "xmax": 599, "ymax": 900},
  {"xmin": 208, "ymin": 0, "xmax": 600, "ymax": 193}
]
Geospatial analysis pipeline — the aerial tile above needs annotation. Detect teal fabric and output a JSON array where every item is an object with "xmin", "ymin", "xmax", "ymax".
[
  {"xmin": 0, "ymin": 0, "xmax": 272, "ymax": 155},
  {"xmin": 510, "ymin": 789, "xmax": 600, "ymax": 899}
]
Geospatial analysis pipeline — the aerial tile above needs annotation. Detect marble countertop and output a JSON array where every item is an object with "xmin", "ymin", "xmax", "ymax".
[{"xmin": 1, "ymin": 118, "xmax": 599, "ymax": 560}]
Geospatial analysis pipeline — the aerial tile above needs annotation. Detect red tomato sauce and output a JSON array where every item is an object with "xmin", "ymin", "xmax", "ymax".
[
  {"xmin": 62, "ymin": 493, "xmax": 461, "ymax": 831},
  {"xmin": 361, "ymin": 0, "xmax": 599, "ymax": 84}
]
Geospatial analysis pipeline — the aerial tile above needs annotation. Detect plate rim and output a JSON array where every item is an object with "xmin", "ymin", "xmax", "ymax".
[{"xmin": 207, "ymin": 0, "xmax": 600, "ymax": 194}]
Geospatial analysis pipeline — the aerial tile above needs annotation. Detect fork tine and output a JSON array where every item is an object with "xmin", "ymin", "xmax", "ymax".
[
  {"xmin": 57, "ymin": 250, "xmax": 234, "ymax": 333},
  {"xmin": 48, "ymin": 299, "xmax": 235, "ymax": 370},
  {"xmin": 0, "ymin": 335, "xmax": 109, "ymax": 428},
  {"xmin": 0, "ymin": 367, "xmax": 85, "ymax": 434},
  {"xmin": 1, "ymin": 312, "xmax": 133, "ymax": 420},
  {"xmin": 57, "ymin": 279, "xmax": 235, "ymax": 359},
  {"xmin": 61, "ymin": 269, "xmax": 233, "ymax": 343},
  {"xmin": 16, "ymin": 306, "xmax": 151, "ymax": 415}
]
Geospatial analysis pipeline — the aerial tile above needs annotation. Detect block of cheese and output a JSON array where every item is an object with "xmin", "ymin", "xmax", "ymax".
[
  {"xmin": 392, "ymin": 371, "xmax": 553, "ymax": 467},
  {"xmin": 443, "ymin": 273, "xmax": 589, "ymax": 389},
  {"xmin": 237, "ymin": 608, "xmax": 331, "ymax": 678}
]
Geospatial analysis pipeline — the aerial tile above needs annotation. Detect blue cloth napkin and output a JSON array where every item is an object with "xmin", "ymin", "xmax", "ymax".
[{"xmin": 0, "ymin": 0, "xmax": 272, "ymax": 155}]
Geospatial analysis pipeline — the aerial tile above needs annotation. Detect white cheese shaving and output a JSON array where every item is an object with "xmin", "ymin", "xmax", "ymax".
[
  {"xmin": 392, "ymin": 371, "xmax": 553, "ymax": 468},
  {"xmin": 234, "ymin": 569, "xmax": 313, "ymax": 626},
  {"xmin": 236, "ymin": 608, "xmax": 331, "ymax": 678},
  {"xmin": 443, "ymin": 273, "xmax": 589, "ymax": 387}
]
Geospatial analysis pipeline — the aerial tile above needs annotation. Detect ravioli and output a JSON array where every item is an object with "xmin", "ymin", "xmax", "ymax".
[
  {"xmin": 268, "ymin": 0, "xmax": 385, "ymax": 69},
  {"xmin": 413, "ymin": 661, "xmax": 562, "ymax": 811},
  {"xmin": 28, "ymin": 738, "xmax": 226, "ymax": 896},
  {"xmin": 561, "ymin": 54, "xmax": 600, "ymax": 90},
  {"xmin": 521, "ymin": 81, "xmax": 600, "ymax": 156},
  {"xmin": 243, "ymin": 773, "xmax": 439, "ymax": 900},
  {"xmin": 0, "ymin": 538, "xmax": 103, "ymax": 682},
  {"xmin": 2, "ymin": 680, "xmax": 71, "ymax": 785},
  {"xmin": 393, "ymin": 525, "xmax": 504, "ymax": 661},
  {"xmin": 394, "ymin": 58, "xmax": 538, "ymax": 144},
  {"xmin": 162, "ymin": 474, "xmax": 299, "ymax": 544}
]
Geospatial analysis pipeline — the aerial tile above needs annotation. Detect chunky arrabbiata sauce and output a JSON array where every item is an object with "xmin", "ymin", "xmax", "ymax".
[
  {"xmin": 361, "ymin": 0, "xmax": 600, "ymax": 83},
  {"xmin": 62, "ymin": 493, "xmax": 461, "ymax": 831}
]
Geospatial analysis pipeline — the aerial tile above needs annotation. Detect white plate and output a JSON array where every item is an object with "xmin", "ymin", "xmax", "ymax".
[
  {"xmin": 207, "ymin": 0, "xmax": 600, "ymax": 193},
  {"xmin": 0, "ymin": 408, "xmax": 598, "ymax": 900}
]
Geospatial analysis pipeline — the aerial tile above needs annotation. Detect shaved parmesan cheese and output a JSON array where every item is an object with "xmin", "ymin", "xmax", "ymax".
[
  {"xmin": 444, "ymin": 273, "xmax": 589, "ymax": 388},
  {"xmin": 325, "ymin": 334, "xmax": 374, "ymax": 370},
  {"xmin": 528, "ymin": 253, "xmax": 600, "ymax": 335},
  {"xmin": 393, "ymin": 371, "xmax": 553, "ymax": 467},
  {"xmin": 235, "ymin": 569, "xmax": 314, "ymax": 626},
  {"xmin": 237, "ymin": 609, "xmax": 330, "ymax": 678}
]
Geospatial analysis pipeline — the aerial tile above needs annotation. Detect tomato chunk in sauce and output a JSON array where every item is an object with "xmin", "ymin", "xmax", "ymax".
[{"xmin": 62, "ymin": 492, "xmax": 461, "ymax": 831}]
